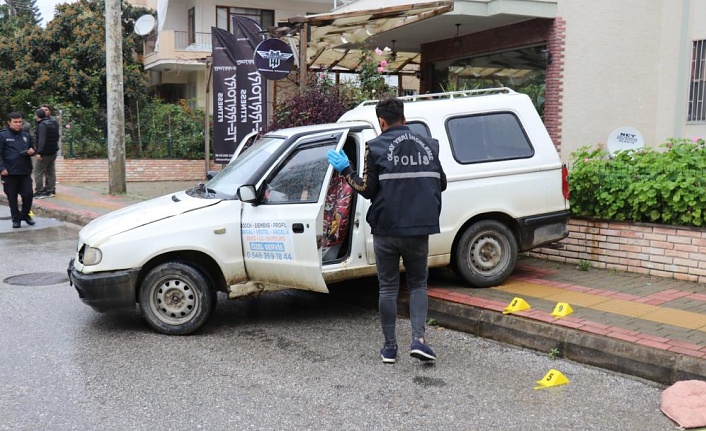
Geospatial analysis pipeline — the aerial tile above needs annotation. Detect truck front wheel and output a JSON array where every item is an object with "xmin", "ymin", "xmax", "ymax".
[
  {"xmin": 454, "ymin": 220, "xmax": 518, "ymax": 288},
  {"xmin": 139, "ymin": 262, "xmax": 216, "ymax": 335}
]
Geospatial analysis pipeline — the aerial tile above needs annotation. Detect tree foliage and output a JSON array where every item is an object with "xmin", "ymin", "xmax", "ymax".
[
  {"xmin": 1, "ymin": 0, "xmax": 40, "ymax": 28},
  {"xmin": 268, "ymin": 78, "xmax": 354, "ymax": 131},
  {"xmin": 0, "ymin": 0, "xmax": 150, "ymax": 116},
  {"xmin": 0, "ymin": 0, "xmax": 206, "ymax": 159},
  {"xmin": 269, "ymin": 48, "xmax": 395, "ymax": 131}
]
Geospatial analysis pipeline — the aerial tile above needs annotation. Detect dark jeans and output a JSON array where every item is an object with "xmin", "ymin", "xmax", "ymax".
[
  {"xmin": 373, "ymin": 235, "xmax": 429, "ymax": 348},
  {"xmin": 33, "ymin": 153, "xmax": 57, "ymax": 193},
  {"xmin": 2, "ymin": 174, "xmax": 33, "ymax": 222}
]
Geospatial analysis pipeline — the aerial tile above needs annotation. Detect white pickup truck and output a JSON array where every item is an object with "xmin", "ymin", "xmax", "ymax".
[{"xmin": 68, "ymin": 88, "xmax": 570, "ymax": 335}]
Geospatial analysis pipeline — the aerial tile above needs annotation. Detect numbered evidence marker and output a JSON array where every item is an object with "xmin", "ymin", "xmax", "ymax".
[
  {"xmin": 534, "ymin": 369, "xmax": 570, "ymax": 390},
  {"xmin": 551, "ymin": 302, "xmax": 574, "ymax": 319},
  {"xmin": 502, "ymin": 297, "xmax": 531, "ymax": 315}
]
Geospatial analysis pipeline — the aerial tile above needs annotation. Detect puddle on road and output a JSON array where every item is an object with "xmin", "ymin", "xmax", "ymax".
[
  {"xmin": 4, "ymin": 272, "xmax": 69, "ymax": 286},
  {"xmin": 413, "ymin": 376, "xmax": 446, "ymax": 388}
]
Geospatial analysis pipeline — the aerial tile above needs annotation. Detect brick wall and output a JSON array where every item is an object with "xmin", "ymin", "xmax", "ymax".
[
  {"xmin": 544, "ymin": 17, "xmax": 565, "ymax": 155},
  {"xmin": 55, "ymin": 158, "xmax": 222, "ymax": 183},
  {"xmin": 530, "ymin": 218, "xmax": 706, "ymax": 283}
]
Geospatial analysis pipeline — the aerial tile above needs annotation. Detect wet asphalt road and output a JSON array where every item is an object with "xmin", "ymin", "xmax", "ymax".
[{"xmin": 0, "ymin": 207, "xmax": 675, "ymax": 430}]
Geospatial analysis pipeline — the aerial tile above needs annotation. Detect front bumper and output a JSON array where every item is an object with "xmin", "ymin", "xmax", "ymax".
[{"xmin": 67, "ymin": 258, "xmax": 139, "ymax": 312}]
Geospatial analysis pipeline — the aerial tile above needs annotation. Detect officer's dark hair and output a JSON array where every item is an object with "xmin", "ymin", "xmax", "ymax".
[
  {"xmin": 7, "ymin": 112, "xmax": 23, "ymax": 121},
  {"xmin": 375, "ymin": 96, "xmax": 404, "ymax": 125}
]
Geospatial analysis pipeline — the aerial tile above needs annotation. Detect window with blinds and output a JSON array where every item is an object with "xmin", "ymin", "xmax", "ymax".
[{"xmin": 688, "ymin": 40, "xmax": 706, "ymax": 123}]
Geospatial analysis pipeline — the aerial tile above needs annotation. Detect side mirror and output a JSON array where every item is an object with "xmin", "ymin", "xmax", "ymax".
[
  {"xmin": 237, "ymin": 185, "xmax": 258, "ymax": 204},
  {"xmin": 206, "ymin": 170, "xmax": 218, "ymax": 180}
]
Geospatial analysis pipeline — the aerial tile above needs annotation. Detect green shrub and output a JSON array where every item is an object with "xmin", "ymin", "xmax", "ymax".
[
  {"xmin": 60, "ymin": 98, "xmax": 206, "ymax": 160},
  {"xmin": 569, "ymin": 138, "xmax": 706, "ymax": 226},
  {"xmin": 59, "ymin": 103, "xmax": 108, "ymax": 159},
  {"xmin": 268, "ymin": 78, "xmax": 353, "ymax": 131},
  {"xmin": 130, "ymin": 99, "xmax": 205, "ymax": 159}
]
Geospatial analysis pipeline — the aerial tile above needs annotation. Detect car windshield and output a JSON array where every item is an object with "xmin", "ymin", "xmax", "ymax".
[{"xmin": 194, "ymin": 136, "xmax": 287, "ymax": 199}]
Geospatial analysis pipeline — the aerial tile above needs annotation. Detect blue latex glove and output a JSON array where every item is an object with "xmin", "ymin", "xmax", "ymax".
[{"xmin": 327, "ymin": 149, "xmax": 350, "ymax": 172}]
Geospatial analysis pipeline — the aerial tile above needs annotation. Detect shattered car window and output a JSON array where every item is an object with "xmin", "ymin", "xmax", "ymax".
[
  {"xmin": 264, "ymin": 144, "xmax": 333, "ymax": 204},
  {"xmin": 205, "ymin": 136, "xmax": 287, "ymax": 198}
]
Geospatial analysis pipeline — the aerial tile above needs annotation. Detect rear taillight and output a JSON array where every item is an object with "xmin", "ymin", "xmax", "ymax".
[{"xmin": 561, "ymin": 164, "xmax": 570, "ymax": 200}]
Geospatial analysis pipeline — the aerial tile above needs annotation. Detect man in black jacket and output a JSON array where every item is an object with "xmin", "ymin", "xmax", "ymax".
[
  {"xmin": 328, "ymin": 96, "xmax": 447, "ymax": 364},
  {"xmin": 33, "ymin": 107, "xmax": 60, "ymax": 198},
  {"xmin": 0, "ymin": 112, "xmax": 36, "ymax": 228}
]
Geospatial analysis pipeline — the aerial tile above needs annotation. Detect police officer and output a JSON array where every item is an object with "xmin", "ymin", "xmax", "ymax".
[
  {"xmin": 328, "ymin": 96, "xmax": 447, "ymax": 364},
  {"xmin": 0, "ymin": 112, "xmax": 36, "ymax": 228},
  {"xmin": 33, "ymin": 107, "xmax": 60, "ymax": 198}
]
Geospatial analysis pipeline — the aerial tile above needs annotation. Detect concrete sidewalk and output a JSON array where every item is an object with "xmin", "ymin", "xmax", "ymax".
[{"xmin": 3, "ymin": 181, "xmax": 706, "ymax": 384}]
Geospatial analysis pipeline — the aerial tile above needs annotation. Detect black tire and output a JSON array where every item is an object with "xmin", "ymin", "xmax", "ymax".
[
  {"xmin": 139, "ymin": 262, "xmax": 216, "ymax": 335},
  {"xmin": 454, "ymin": 220, "xmax": 518, "ymax": 288}
]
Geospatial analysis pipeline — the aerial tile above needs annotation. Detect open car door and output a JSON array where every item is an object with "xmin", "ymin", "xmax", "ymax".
[{"xmin": 240, "ymin": 129, "xmax": 349, "ymax": 293}]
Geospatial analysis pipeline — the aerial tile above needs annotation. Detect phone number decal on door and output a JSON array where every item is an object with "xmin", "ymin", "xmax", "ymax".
[{"xmin": 242, "ymin": 221, "xmax": 294, "ymax": 260}]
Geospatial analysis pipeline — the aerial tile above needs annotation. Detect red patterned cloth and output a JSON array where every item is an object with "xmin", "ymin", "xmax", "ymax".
[{"xmin": 322, "ymin": 172, "xmax": 353, "ymax": 261}]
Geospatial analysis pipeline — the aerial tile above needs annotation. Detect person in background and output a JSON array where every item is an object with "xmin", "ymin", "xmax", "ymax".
[
  {"xmin": 327, "ymin": 96, "xmax": 447, "ymax": 364},
  {"xmin": 33, "ymin": 107, "xmax": 60, "ymax": 198},
  {"xmin": 0, "ymin": 112, "xmax": 36, "ymax": 228},
  {"xmin": 21, "ymin": 115, "xmax": 32, "ymax": 134},
  {"xmin": 39, "ymin": 104, "xmax": 55, "ymax": 120}
]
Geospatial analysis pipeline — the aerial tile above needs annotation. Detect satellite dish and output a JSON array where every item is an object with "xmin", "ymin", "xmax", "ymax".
[
  {"xmin": 134, "ymin": 14, "xmax": 156, "ymax": 36},
  {"xmin": 607, "ymin": 126, "xmax": 644, "ymax": 156}
]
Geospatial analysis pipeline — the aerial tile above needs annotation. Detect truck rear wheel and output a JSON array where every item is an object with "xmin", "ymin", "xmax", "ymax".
[
  {"xmin": 454, "ymin": 220, "xmax": 518, "ymax": 288},
  {"xmin": 139, "ymin": 262, "xmax": 215, "ymax": 335}
]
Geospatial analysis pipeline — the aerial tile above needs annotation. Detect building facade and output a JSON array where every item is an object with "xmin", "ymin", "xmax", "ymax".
[{"xmin": 132, "ymin": 0, "xmax": 706, "ymax": 162}]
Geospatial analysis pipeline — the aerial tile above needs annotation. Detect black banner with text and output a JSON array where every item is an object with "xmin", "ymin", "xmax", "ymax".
[{"xmin": 211, "ymin": 18, "xmax": 266, "ymax": 163}]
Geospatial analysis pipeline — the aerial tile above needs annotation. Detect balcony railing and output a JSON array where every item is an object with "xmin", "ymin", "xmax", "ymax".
[
  {"xmin": 143, "ymin": 31, "xmax": 212, "ymax": 56},
  {"xmin": 176, "ymin": 31, "xmax": 212, "ymax": 51}
]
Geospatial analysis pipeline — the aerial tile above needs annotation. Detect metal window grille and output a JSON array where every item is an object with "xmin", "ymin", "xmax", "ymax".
[{"xmin": 688, "ymin": 39, "xmax": 706, "ymax": 122}]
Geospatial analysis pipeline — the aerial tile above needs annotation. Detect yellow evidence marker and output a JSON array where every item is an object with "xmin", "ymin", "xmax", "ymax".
[
  {"xmin": 534, "ymin": 369, "xmax": 570, "ymax": 390},
  {"xmin": 551, "ymin": 302, "xmax": 574, "ymax": 319},
  {"xmin": 502, "ymin": 297, "xmax": 531, "ymax": 315}
]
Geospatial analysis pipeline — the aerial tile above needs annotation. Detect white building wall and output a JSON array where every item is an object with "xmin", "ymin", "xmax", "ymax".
[
  {"xmin": 558, "ymin": 0, "xmax": 666, "ymax": 158},
  {"xmin": 654, "ymin": 1, "xmax": 684, "ymax": 144},
  {"xmin": 145, "ymin": 0, "xmax": 330, "ymax": 33},
  {"xmin": 559, "ymin": 0, "xmax": 706, "ymax": 160}
]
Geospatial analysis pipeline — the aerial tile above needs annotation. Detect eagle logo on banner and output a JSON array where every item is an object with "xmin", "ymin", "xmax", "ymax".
[{"xmin": 256, "ymin": 50, "xmax": 294, "ymax": 69}]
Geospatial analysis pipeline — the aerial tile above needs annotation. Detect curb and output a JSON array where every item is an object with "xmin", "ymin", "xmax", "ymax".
[
  {"xmin": 408, "ymin": 297, "xmax": 706, "ymax": 385},
  {"xmin": 0, "ymin": 195, "xmax": 96, "ymax": 227}
]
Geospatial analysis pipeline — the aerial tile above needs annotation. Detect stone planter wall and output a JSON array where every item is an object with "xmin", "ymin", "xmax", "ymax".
[{"xmin": 530, "ymin": 218, "xmax": 706, "ymax": 284}]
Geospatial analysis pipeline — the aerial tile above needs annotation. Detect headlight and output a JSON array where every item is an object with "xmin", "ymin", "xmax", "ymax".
[{"xmin": 81, "ymin": 246, "xmax": 103, "ymax": 266}]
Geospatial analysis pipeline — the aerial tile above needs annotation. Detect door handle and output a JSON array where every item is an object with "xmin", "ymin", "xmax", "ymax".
[{"xmin": 292, "ymin": 223, "xmax": 304, "ymax": 233}]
